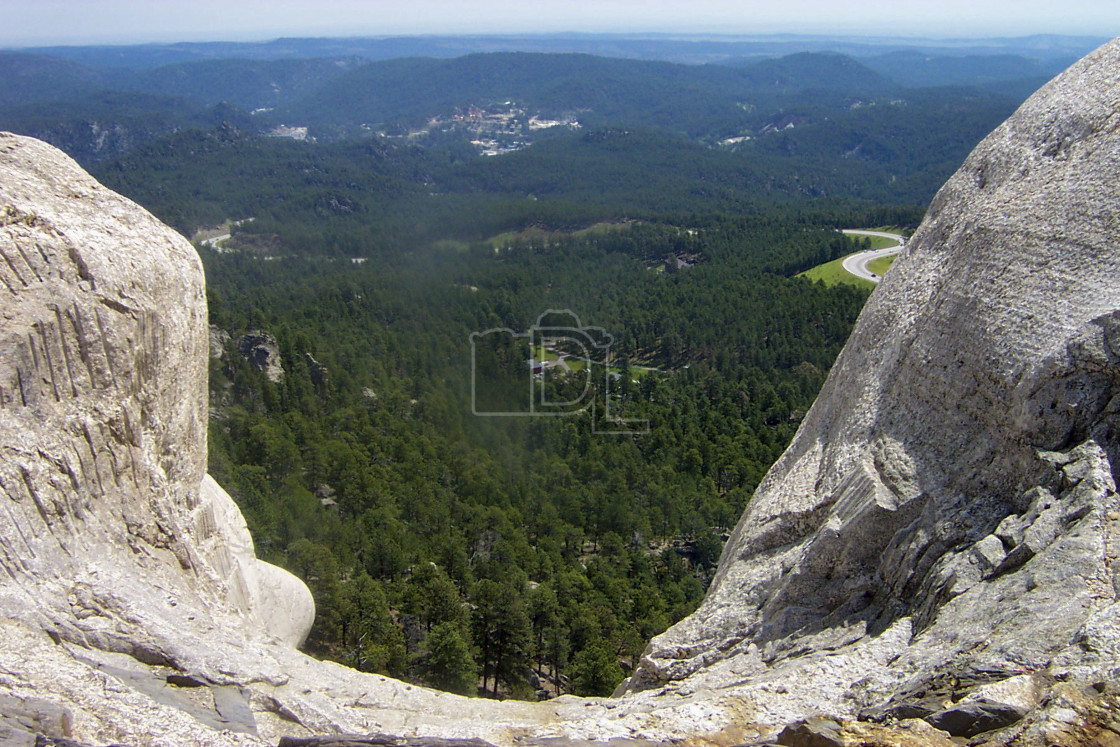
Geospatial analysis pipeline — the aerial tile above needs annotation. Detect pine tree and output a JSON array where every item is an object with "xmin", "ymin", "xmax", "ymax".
[
  {"xmin": 418, "ymin": 622, "xmax": 477, "ymax": 695},
  {"xmin": 570, "ymin": 639, "xmax": 624, "ymax": 697},
  {"xmin": 472, "ymin": 579, "xmax": 532, "ymax": 698}
]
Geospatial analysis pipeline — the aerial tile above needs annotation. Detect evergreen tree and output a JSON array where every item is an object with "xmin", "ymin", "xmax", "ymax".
[
  {"xmin": 569, "ymin": 639, "xmax": 624, "ymax": 697},
  {"xmin": 341, "ymin": 571, "xmax": 407, "ymax": 677},
  {"xmin": 418, "ymin": 621, "xmax": 478, "ymax": 695},
  {"xmin": 472, "ymin": 579, "xmax": 533, "ymax": 698},
  {"xmin": 404, "ymin": 563, "xmax": 467, "ymax": 633}
]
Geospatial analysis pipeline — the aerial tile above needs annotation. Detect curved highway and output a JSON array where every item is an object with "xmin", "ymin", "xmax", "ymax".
[{"xmin": 840, "ymin": 229, "xmax": 905, "ymax": 284}]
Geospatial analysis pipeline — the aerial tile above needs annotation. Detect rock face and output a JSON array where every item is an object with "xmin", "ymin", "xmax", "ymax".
[
  {"xmin": 2, "ymin": 35, "xmax": 1120, "ymax": 747},
  {"xmin": 628, "ymin": 35, "xmax": 1120, "ymax": 731},
  {"xmin": 210, "ymin": 324, "xmax": 232, "ymax": 360},
  {"xmin": 0, "ymin": 132, "xmax": 319, "ymax": 744},
  {"xmin": 198, "ymin": 474, "xmax": 315, "ymax": 648},
  {"xmin": 236, "ymin": 331, "xmax": 284, "ymax": 383},
  {"xmin": 1, "ymin": 129, "xmax": 205, "ymax": 637},
  {"xmin": 0, "ymin": 131, "xmax": 312, "ymax": 654}
]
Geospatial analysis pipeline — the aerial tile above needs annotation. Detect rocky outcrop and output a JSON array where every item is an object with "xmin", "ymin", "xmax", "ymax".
[
  {"xmin": 3, "ymin": 34, "xmax": 1120, "ymax": 747},
  {"xmin": 236, "ymin": 331, "xmax": 284, "ymax": 383},
  {"xmin": 627, "ymin": 34, "xmax": 1120, "ymax": 737},
  {"xmin": 197, "ymin": 474, "xmax": 315, "ymax": 648},
  {"xmin": 0, "ymin": 131, "xmax": 311, "ymax": 655},
  {"xmin": 0, "ymin": 131, "xmax": 317, "ymax": 744},
  {"xmin": 210, "ymin": 324, "xmax": 231, "ymax": 360},
  {"xmin": 0, "ymin": 127, "xmax": 213, "ymax": 644}
]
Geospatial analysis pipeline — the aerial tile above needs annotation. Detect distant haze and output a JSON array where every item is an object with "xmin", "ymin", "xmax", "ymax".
[{"xmin": 5, "ymin": 0, "xmax": 1120, "ymax": 46}]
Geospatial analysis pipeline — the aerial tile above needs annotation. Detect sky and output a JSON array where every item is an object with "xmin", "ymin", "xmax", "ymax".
[{"xmin": 5, "ymin": 0, "xmax": 1120, "ymax": 47}]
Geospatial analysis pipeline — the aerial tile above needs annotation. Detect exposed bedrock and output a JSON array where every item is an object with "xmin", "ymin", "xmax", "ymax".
[{"xmin": 0, "ymin": 131, "xmax": 312, "ymax": 656}]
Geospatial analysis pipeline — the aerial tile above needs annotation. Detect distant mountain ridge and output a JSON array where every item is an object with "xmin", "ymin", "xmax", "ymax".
[
  {"xmin": 859, "ymin": 50, "xmax": 1074, "ymax": 88},
  {"xmin": 0, "ymin": 38, "xmax": 1078, "ymax": 226},
  {"xmin": 279, "ymin": 51, "xmax": 893, "ymax": 132},
  {"xmin": 0, "ymin": 51, "xmax": 110, "ymax": 107},
  {"xmin": 128, "ymin": 56, "xmax": 366, "ymax": 109},
  {"xmin": 722, "ymin": 51, "xmax": 894, "ymax": 94},
  {"xmin": 0, "ymin": 46, "xmax": 1022, "ymax": 170},
  {"xmin": 12, "ymin": 32, "xmax": 1107, "ymax": 69}
]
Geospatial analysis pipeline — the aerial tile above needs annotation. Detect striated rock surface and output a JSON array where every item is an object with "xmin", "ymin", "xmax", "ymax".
[
  {"xmin": 0, "ymin": 132, "xmax": 321, "ymax": 745},
  {"xmin": 0, "ymin": 129, "xmax": 313, "ymax": 655},
  {"xmin": 628, "ymin": 34, "xmax": 1120, "ymax": 736},
  {"xmin": 3, "ymin": 34, "xmax": 1120, "ymax": 747}
]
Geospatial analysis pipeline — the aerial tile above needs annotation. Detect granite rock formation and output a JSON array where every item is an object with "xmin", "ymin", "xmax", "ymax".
[
  {"xmin": 1, "ymin": 34, "xmax": 1120, "ymax": 747},
  {"xmin": 236, "ymin": 331, "xmax": 284, "ymax": 383},
  {"xmin": 0, "ymin": 131, "xmax": 319, "ymax": 745},
  {"xmin": 0, "ymin": 129, "xmax": 313, "ymax": 653}
]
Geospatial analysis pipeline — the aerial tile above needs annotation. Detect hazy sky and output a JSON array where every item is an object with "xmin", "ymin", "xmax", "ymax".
[{"xmin": 5, "ymin": 0, "xmax": 1120, "ymax": 46}]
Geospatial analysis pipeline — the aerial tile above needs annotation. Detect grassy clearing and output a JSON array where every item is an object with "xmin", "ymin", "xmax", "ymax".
[
  {"xmin": 432, "ymin": 239, "xmax": 471, "ymax": 253},
  {"xmin": 573, "ymin": 221, "xmax": 636, "ymax": 238},
  {"xmin": 532, "ymin": 346, "xmax": 561, "ymax": 363},
  {"xmin": 626, "ymin": 365, "xmax": 659, "ymax": 381},
  {"xmin": 539, "ymin": 354, "xmax": 662, "ymax": 384},
  {"xmin": 798, "ymin": 257, "xmax": 875, "ymax": 290},
  {"xmin": 863, "ymin": 235, "xmax": 902, "ymax": 251},
  {"xmin": 487, "ymin": 226, "xmax": 554, "ymax": 248},
  {"xmin": 844, "ymin": 227, "xmax": 905, "ymax": 251},
  {"xmin": 191, "ymin": 221, "xmax": 235, "ymax": 243},
  {"xmin": 799, "ymin": 227, "xmax": 903, "ymax": 287},
  {"xmin": 487, "ymin": 221, "xmax": 636, "ymax": 249},
  {"xmin": 867, "ymin": 254, "xmax": 897, "ymax": 276}
]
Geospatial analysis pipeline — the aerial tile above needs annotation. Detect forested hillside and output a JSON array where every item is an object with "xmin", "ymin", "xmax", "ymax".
[
  {"xmin": 200, "ymin": 215, "xmax": 869, "ymax": 698},
  {"xmin": 2, "ymin": 46, "xmax": 1027, "ymax": 173}
]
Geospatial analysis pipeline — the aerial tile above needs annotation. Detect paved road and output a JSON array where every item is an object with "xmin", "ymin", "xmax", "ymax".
[
  {"xmin": 201, "ymin": 233, "xmax": 231, "ymax": 251},
  {"xmin": 199, "ymin": 219, "xmax": 251, "ymax": 251},
  {"xmin": 840, "ymin": 229, "xmax": 905, "ymax": 284}
]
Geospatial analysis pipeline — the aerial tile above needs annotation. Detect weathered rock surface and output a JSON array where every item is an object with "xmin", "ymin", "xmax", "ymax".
[
  {"xmin": 197, "ymin": 474, "xmax": 314, "ymax": 648},
  {"xmin": 0, "ymin": 129, "xmax": 213, "ymax": 642},
  {"xmin": 236, "ymin": 331, "xmax": 284, "ymax": 383},
  {"xmin": 774, "ymin": 717, "xmax": 843, "ymax": 746},
  {"xmin": 0, "ymin": 130, "xmax": 322, "ymax": 742},
  {"xmin": 276, "ymin": 737, "xmax": 498, "ymax": 747},
  {"xmin": 0, "ymin": 693, "xmax": 73, "ymax": 745},
  {"xmin": 925, "ymin": 699, "xmax": 1028, "ymax": 738},
  {"xmin": 3, "ymin": 33, "xmax": 1120, "ymax": 747},
  {"xmin": 0, "ymin": 129, "xmax": 314, "ymax": 656},
  {"xmin": 210, "ymin": 325, "xmax": 231, "ymax": 360}
]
